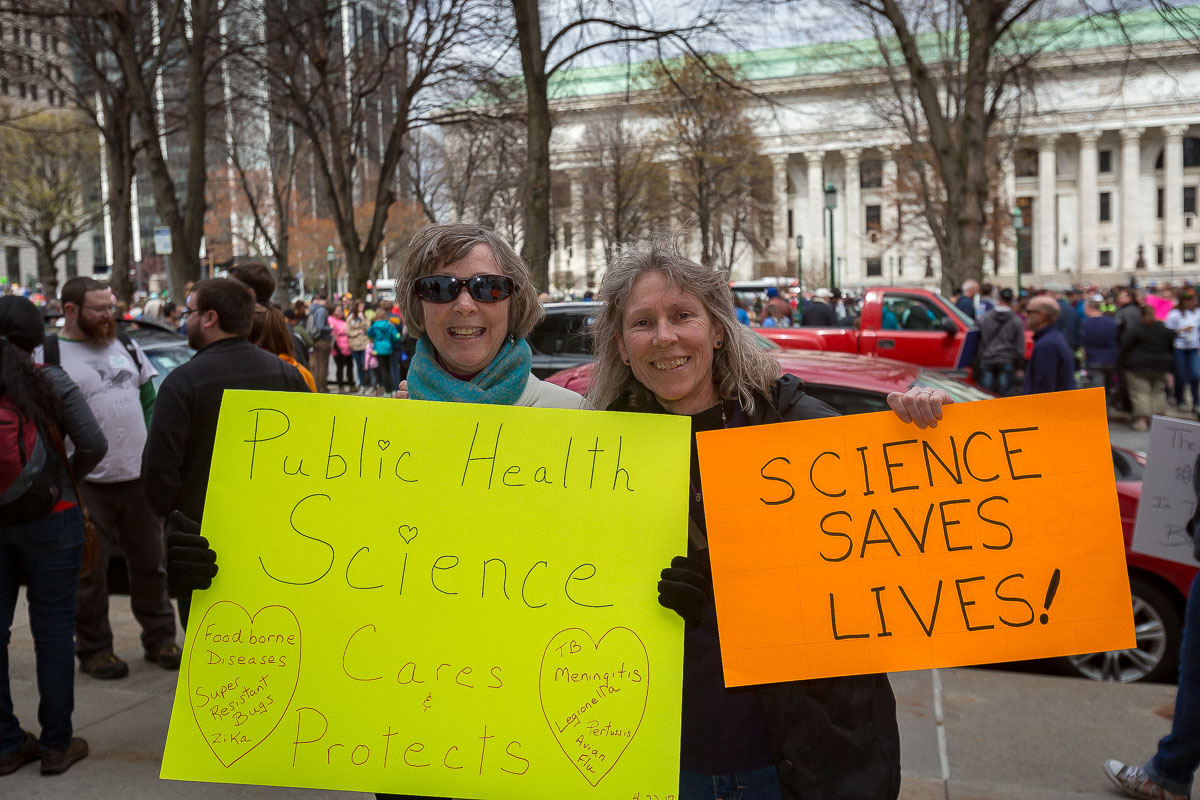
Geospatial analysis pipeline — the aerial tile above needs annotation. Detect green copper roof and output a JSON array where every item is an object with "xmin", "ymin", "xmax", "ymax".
[{"xmin": 545, "ymin": 4, "xmax": 1200, "ymax": 101}]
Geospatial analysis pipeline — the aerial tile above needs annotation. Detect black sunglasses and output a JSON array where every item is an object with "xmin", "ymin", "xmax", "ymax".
[{"xmin": 413, "ymin": 274, "xmax": 515, "ymax": 304}]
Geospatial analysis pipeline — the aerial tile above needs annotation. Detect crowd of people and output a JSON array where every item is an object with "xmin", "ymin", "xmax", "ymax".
[{"xmin": 3, "ymin": 228, "xmax": 1200, "ymax": 800}]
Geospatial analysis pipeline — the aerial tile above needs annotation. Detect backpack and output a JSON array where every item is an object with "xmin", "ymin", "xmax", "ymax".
[
  {"xmin": 42, "ymin": 332, "xmax": 143, "ymax": 373},
  {"xmin": 0, "ymin": 398, "xmax": 61, "ymax": 525}
]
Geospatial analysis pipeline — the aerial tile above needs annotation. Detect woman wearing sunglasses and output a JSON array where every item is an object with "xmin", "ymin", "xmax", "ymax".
[{"xmin": 394, "ymin": 222, "xmax": 586, "ymax": 410}]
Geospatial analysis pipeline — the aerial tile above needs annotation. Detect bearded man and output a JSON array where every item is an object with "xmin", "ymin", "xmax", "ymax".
[{"xmin": 49, "ymin": 277, "xmax": 180, "ymax": 679}]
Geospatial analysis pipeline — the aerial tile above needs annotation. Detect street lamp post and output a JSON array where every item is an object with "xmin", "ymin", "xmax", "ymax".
[
  {"xmin": 795, "ymin": 234, "xmax": 804, "ymax": 292},
  {"xmin": 824, "ymin": 181, "xmax": 838, "ymax": 291},
  {"xmin": 1012, "ymin": 207, "xmax": 1024, "ymax": 299},
  {"xmin": 326, "ymin": 244, "xmax": 335, "ymax": 295}
]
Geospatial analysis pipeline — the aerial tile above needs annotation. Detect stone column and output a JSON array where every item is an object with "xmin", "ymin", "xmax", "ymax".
[
  {"xmin": 567, "ymin": 170, "xmax": 585, "ymax": 290},
  {"xmin": 805, "ymin": 152, "xmax": 826, "ymax": 283},
  {"xmin": 1077, "ymin": 130, "xmax": 1100, "ymax": 273},
  {"xmin": 788, "ymin": 160, "xmax": 805, "ymax": 282},
  {"xmin": 1120, "ymin": 127, "xmax": 1144, "ymax": 271},
  {"xmin": 771, "ymin": 153, "xmax": 791, "ymax": 276},
  {"xmin": 1164, "ymin": 125, "xmax": 1188, "ymax": 270},
  {"xmin": 1037, "ymin": 135, "xmax": 1058, "ymax": 274},
  {"xmin": 844, "ymin": 150, "xmax": 862, "ymax": 285},
  {"xmin": 883, "ymin": 155, "xmax": 899, "ymax": 279},
  {"xmin": 1002, "ymin": 155, "xmax": 1017, "ymax": 278}
]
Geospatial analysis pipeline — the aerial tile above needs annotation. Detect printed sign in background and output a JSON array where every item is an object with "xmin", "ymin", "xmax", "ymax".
[
  {"xmin": 697, "ymin": 388, "xmax": 1134, "ymax": 686},
  {"xmin": 1131, "ymin": 415, "xmax": 1200, "ymax": 567},
  {"xmin": 160, "ymin": 391, "xmax": 689, "ymax": 799}
]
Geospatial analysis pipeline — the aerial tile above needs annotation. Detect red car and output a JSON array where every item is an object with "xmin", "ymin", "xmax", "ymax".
[{"xmin": 547, "ymin": 349, "xmax": 1196, "ymax": 683}]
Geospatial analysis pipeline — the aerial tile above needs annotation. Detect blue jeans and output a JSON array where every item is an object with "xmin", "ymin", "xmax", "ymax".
[
  {"xmin": 680, "ymin": 765, "xmax": 783, "ymax": 800},
  {"xmin": 1147, "ymin": 571, "xmax": 1200, "ymax": 794},
  {"xmin": 978, "ymin": 362, "xmax": 1015, "ymax": 396},
  {"xmin": 352, "ymin": 349, "xmax": 371, "ymax": 387},
  {"xmin": 0, "ymin": 507, "xmax": 84, "ymax": 753},
  {"xmin": 1174, "ymin": 348, "xmax": 1200, "ymax": 408}
]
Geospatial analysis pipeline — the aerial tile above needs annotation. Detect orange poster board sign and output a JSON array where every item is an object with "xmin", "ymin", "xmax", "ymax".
[{"xmin": 696, "ymin": 388, "xmax": 1134, "ymax": 686}]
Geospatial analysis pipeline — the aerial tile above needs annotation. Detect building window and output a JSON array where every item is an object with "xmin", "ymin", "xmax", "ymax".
[
  {"xmin": 40, "ymin": 32, "xmax": 47, "ymax": 51},
  {"xmin": 1186, "ymin": 186, "xmax": 1197, "ymax": 215},
  {"xmin": 5, "ymin": 247, "xmax": 19, "ymax": 286},
  {"xmin": 865, "ymin": 204, "xmax": 882, "ymax": 232},
  {"xmin": 1157, "ymin": 246, "xmax": 1165, "ymax": 265},
  {"xmin": 860, "ymin": 159, "xmax": 882, "ymax": 189},
  {"xmin": 65, "ymin": 250, "xmax": 78, "ymax": 279},
  {"xmin": 29, "ymin": 85, "xmax": 37, "ymax": 102},
  {"xmin": 24, "ymin": 28, "xmax": 31, "ymax": 47},
  {"xmin": 787, "ymin": 209, "xmax": 793, "ymax": 240},
  {"xmin": 866, "ymin": 258, "xmax": 882, "ymax": 277},
  {"xmin": 1155, "ymin": 138, "xmax": 1200, "ymax": 169},
  {"xmin": 1186, "ymin": 245, "xmax": 1198, "ymax": 264},
  {"xmin": 1099, "ymin": 149, "xmax": 1113, "ymax": 173},
  {"xmin": 17, "ymin": 83, "xmax": 25, "ymax": 99},
  {"xmin": 1099, "ymin": 249, "xmax": 1112, "ymax": 267},
  {"xmin": 1159, "ymin": 188, "xmax": 1164, "ymax": 219},
  {"xmin": 1099, "ymin": 192, "xmax": 1111, "ymax": 222},
  {"xmin": 1015, "ymin": 148, "xmax": 1038, "ymax": 177}
]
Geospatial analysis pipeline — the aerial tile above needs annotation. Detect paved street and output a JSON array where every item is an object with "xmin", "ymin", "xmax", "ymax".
[{"xmin": 3, "ymin": 418, "xmax": 1193, "ymax": 799}]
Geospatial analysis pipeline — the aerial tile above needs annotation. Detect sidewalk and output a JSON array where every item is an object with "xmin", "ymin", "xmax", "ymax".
[{"xmin": 3, "ymin": 593, "xmax": 1194, "ymax": 800}]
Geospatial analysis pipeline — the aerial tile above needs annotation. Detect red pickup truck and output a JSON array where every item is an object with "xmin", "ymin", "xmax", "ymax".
[{"xmin": 754, "ymin": 287, "xmax": 983, "ymax": 371}]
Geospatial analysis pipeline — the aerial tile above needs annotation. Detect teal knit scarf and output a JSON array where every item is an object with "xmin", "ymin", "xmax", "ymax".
[{"xmin": 407, "ymin": 335, "xmax": 532, "ymax": 405}]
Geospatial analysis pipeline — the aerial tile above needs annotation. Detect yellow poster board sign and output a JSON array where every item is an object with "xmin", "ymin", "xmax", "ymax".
[
  {"xmin": 160, "ymin": 391, "xmax": 689, "ymax": 798},
  {"xmin": 696, "ymin": 388, "xmax": 1134, "ymax": 686}
]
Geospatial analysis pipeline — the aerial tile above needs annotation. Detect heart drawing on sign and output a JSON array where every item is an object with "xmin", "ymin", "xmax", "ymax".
[
  {"xmin": 397, "ymin": 525, "xmax": 418, "ymax": 544},
  {"xmin": 539, "ymin": 627, "xmax": 649, "ymax": 786},
  {"xmin": 188, "ymin": 602, "xmax": 302, "ymax": 768}
]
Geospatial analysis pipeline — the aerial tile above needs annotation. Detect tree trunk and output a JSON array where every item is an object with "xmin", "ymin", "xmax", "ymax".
[
  {"xmin": 36, "ymin": 235, "xmax": 57, "ymax": 299},
  {"xmin": 118, "ymin": 0, "xmax": 209, "ymax": 305},
  {"xmin": 512, "ymin": 0, "xmax": 552, "ymax": 292},
  {"xmin": 106, "ymin": 108, "xmax": 136, "ymax": 304}
]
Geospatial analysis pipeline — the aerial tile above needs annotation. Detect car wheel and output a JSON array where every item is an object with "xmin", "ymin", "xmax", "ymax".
[{"xmin": 1061, "ymin": 576, "xmax": 1181, "ymax": 683}]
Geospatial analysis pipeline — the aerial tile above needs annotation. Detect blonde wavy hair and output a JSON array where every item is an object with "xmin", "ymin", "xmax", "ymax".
[{"xmin": 589, "ymin": 233, "xmax": 780, "ymax": 414}]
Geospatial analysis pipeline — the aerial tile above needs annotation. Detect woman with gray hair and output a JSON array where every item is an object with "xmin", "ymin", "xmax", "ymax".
[
  {"xmin": 589, "ymin": 233, "xmax": 947, "ymax": 800},
  {"xmin": 394, "ymin": 222, "xmax": 586, "ymax": 409}
]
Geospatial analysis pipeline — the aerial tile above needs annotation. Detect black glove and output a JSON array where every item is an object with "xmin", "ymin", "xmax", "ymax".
[
  {"xmin": 166, "ymin": 510, "xmax": 218, "ymax": 595},
  {"xmin": 657, "ymin": 551, "xmax": 712, "ymax": 626}
]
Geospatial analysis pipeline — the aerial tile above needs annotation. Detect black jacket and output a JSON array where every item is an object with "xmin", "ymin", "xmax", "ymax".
[
  {"xmin": 743, "ymin": 375, "xmax": 901, "ymax": 800},
  {"xmin": 977, "ymin": 308, "xmax": 1026, "ymax": 366},
  {"xmin": 612, "ymin": 374, "xmax": 901, "ymax": 800},
  {"xmin": 801, "ymin": 301, "xmax": 837, "ymax": 327},
  {"xmin": 142, "ymin": 337, "xmax": 310, "ymax": 522},
  {"xmin": 1120, "ymin": 319, "xmax": 1174, "ymax": 375}
]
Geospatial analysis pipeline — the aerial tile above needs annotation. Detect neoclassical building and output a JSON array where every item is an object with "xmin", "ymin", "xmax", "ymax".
[{"xmin": 544, "ymin": 6, "xmax": 1200, "ymax": 291}]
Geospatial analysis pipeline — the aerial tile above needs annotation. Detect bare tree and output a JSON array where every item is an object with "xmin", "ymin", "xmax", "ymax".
[
  {"xmin": 579, "ymin": 113, "xmax": 671, "ymax": 263},
  {"xmin": 0, "ymin": 111, "xmax": 104, "ymax": 298},
  {"xmin": 831, "ymin": 0, "xmax": 1046, "ymax": 294},
  {"xmin": 85, "ymin": 0, "xmax": 249, "ymax": 302},
  {"xmin": 262, "ymin": 0, "xmax": 498, "ymax": 299},
  {"xmin": 648, "ymin": 53, "xmax": 769, "ymax": 271},
  {"xmin": 507, "ymin": 0, "xmax": 721, "ymax": 291},
  {"xmin": 403, "ymin": 129, "xmax": 448, "ymax": 223}
]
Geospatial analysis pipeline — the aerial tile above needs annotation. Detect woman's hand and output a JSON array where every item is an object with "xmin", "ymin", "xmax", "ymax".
[
  {"xmin": 165, "ymin": 511, "xmax": 218, "ymax": 595},
  {"xmin": 393, "ymin": 380, "xmax": 409, "ymax": 399},
  {"xmin": 657, "ymin": 552, "xmax": 712, "ymax": 626},
  {"xmin": 886, "ymin": 387, "xmax": 954, "ymax": 429}
]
